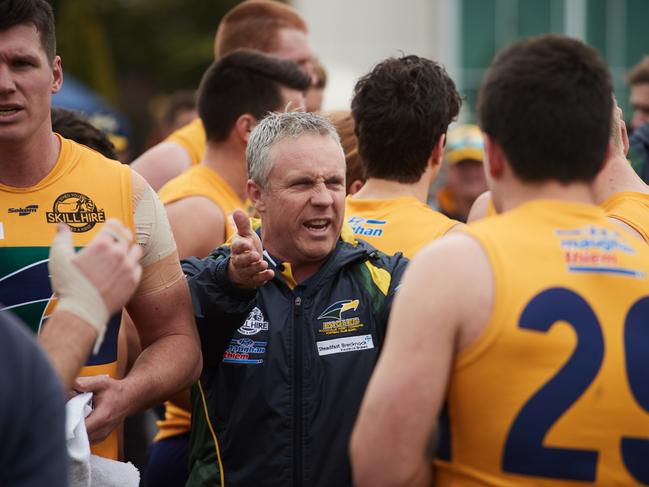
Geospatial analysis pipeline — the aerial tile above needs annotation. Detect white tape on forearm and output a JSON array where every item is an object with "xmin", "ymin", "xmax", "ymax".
[{"xmin": 49, "ymin": 234, "xmax": 109, "ymax": 354}]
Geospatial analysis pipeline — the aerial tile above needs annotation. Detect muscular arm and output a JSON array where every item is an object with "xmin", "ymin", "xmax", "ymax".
[
  {"xmin": 77, "ymin": 176, "xmax": 201, "ymax": 442},
  {"xmin": 351, "ymin": 234, "xmax": 493, "ymax": 487},
  {"xmin": 125, "ymin": 274, "xmax": 200, "ymax": 404},
  {"xmin": 131, "ymin": 142, "xmax": 192, "ymax": 192},
  {"xmin": 79, "ymin": 258, "xmax": 201, "ymax": 442}
]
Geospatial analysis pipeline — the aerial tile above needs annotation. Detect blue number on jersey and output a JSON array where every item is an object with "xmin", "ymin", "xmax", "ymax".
[
  {"xmin": 621, "ymin": 297, "xmax": 649, "ymax": 484},
  {"xmin": 502, "ymin": 288, "xmax": 649, "ymax": 483}
]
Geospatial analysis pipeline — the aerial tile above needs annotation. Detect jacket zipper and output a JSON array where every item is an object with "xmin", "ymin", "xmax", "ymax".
[{"xmin": 293, "ymin": 295, "xmax": 303, "ymax": 487}]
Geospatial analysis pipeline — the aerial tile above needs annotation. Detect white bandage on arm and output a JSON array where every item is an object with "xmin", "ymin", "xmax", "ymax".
[
  {"xmin": 48, "ymin": 228, "xmax": 108, "ymax": 353},
  {"xmin": 132, "ymin": 178, "xmax": 183, "ymax": 296}
]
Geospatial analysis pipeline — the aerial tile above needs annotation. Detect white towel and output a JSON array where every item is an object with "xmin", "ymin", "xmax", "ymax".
[{"xmin": 65, "ymin": 392, "xmax": 140, "ymax": 487}]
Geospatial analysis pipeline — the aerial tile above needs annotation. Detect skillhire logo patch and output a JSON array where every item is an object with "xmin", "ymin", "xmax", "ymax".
[{"xmin": 46, "ymin": 192, "xmax": 106, "ymax": 233}]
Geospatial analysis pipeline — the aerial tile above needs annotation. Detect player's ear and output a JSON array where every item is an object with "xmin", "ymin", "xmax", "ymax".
[
  {"xmin": 430, "ymin": 133, "xmax": 446, "ymax": 169},
  {"xmin": 234, "ymin": 114, "xmax": 258, "ymax": 144},
  {"xmin": 348, "ymin": 179, "xmax": 364, "ymax": 195},
  {"xmin": 51, "ymin": 56, "xmax": 63, "ymax": 94},
  {"xmin": 484, "ymin": 135, "xmax": 505, "ymax": 179}
]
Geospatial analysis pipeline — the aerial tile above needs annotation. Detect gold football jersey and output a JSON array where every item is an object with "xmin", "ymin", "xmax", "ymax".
[{"xmin": 437, "ymin": 200, "xmax": 649, "ymax": 486}]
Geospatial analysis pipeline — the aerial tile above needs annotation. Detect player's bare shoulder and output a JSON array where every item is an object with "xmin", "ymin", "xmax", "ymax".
[{"xmin": 405, "ymin": 230, "xmax": 494, "ymax": 353}]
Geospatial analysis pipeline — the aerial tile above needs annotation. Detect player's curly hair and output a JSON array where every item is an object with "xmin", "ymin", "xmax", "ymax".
[{"xmin": 351, "ymin": 55, "xmax": 461, "ymax": 183}]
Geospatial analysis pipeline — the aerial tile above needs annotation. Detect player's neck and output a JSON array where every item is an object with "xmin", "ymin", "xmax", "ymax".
[
  {"xmin": 498, "ymin": 180, "xmax": 596, "ymax": 213},
  {"xmin": 351, "ymin": 177, "xmax": 428, "ymax": 203},
  {"xmin": 592, "ymin": 153, "xmax": 648, "ymax": 203},
  {"xmin": 0, "ymin": 131, "xmax": 60, "ymax": 188},
  {"xmin": 202, "ymin": 142, "xmax": 248, "ymax": 202}
]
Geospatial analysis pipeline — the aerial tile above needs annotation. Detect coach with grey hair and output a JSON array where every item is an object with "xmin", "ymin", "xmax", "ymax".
[{"xmin": 182, "ymin": 111, "xmax": 407, "ymax": 487}]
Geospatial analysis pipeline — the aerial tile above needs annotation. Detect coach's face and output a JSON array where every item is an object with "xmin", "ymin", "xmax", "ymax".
[
  {"xmin": 0, "ymin": 24, "xmax": 62, "ymax": 145},
  {"xmin": 253, "ymin": 133, "xmax": 345, "ymax": 270}
]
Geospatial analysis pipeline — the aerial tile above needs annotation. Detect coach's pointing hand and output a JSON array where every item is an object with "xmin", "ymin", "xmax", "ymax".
[{"xmin": 228, "ymin": 209, "xmax": 274, "ymax": 289}]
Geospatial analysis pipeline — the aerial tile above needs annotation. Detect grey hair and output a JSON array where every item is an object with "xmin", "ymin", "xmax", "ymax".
[{"xmin": 247, "ymin": 111, "xmax": 341, "ymax": 188}]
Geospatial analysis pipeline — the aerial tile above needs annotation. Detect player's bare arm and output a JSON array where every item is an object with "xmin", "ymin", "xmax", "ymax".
[
  {"xmin": 75, "ymin": 175, "xmax": 201, "ymax": 443},
  {"xmin": 77, "ymin": 268, "xmax": 200, "ymax": 443},
  {"xmin": 131, "ymin": 142, "xmax": 193, "ymax": 192},
  {"xmin": 165, "ymin": 195, "xmax": 226, "ymax": 259},
  {"xmin": 351, "ymin": 233, "xmax": 493, "ymax": 487},
  {"xmin": 467, "ymin": 190, "xmax": 492, "ymax": 223}
]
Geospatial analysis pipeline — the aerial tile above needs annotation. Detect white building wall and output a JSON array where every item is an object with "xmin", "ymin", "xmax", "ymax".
[{"xmin": 292, "ymin": 0, "xmax": 459, "ymax": 111}]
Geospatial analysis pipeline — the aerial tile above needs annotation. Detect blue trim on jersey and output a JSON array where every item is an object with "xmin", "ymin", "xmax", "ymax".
[{"xmin": 568, "ymin": 266, "xmax": 644, "ymax": 277}]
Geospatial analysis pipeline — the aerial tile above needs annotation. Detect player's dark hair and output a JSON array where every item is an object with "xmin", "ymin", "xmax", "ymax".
[
  {"xmin": 52, "ymin": 108, "xmax": 118, "ymax": 160},
  {"xmin": 478, "ymin": 34, "xmax": 613, "ymax": 183},
  {"xmin": 351, "ymin": 55, "xmax": 461, "ymax": 183},
  {"xmin": 0, "ymin": 0, "xmax": 56, "ymax": 62},
  {"xmin": 163, "ymin": 90, "xmax": 196, "ymax": 127},
  {"xmin": 198, "ymin": 49, "xmax": 310, "ymax": 143}
]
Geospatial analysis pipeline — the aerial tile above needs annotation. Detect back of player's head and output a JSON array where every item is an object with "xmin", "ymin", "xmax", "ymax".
[
  {"xmin": 198, "ymin": 49, "xmax": 310, "ymax": 143},
  {"xmin": 51, "ymin": 108, "xmax": 118, "ymax": 160},
  {"xmin": 478, "ymin": 34, "xmax": 613, "ymax": 183},
  {"xmin": 0, "ymin": 0, "xmax": 56, "ymax": 62},
  {"xmin": 351, "ymin": 55, "xmax": 461, "ymax": 183},
  {"xmin": 215, "ymin": 0, "xmax": 307, "ymax": 58}
]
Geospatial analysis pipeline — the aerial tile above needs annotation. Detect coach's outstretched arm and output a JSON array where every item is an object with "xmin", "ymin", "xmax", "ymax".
[{"xmin": 40, "ymin": 220, "xmax": 143, "ymax": 390}]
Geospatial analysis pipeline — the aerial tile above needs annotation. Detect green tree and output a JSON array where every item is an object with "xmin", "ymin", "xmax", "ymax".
[{"xmin": 53, "ymin": 0, "xmax": 242, "ymax": 154}]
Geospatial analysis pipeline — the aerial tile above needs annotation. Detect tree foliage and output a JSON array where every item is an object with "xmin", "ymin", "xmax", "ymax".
[{"xmin": 52, "ymin": 0, "xmax": 242, "ymax": 152}]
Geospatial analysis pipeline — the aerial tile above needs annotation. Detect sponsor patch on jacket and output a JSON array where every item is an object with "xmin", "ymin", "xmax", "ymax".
[
  {"xmin": 8, "ymin": 204, "xmax": 38, "ymax": 216},
  {"xmin": 317, "ymin": 299, "xmax": 364, "ymax": 335},
  {"xmin": 46, "ymin": 192, "xmax": 106, "ymax": 233},
  {"xmin": 237, "ymin": 307, "xmax": 269, "ymax": 335},
  {"xmin": 223, "ymin": 338, "xmax": 267, "ymax": 364},
  {"xmin": 317, "ymin": 334, "xmax": 374, "ymax": 356}
]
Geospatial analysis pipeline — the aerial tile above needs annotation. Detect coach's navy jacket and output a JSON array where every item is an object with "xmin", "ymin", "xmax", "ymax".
[{"xmin": 183, "ymin": 235, "xmax": 407, "ymax": 487}]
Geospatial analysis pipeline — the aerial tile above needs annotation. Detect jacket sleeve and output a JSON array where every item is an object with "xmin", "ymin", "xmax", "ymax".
[{"xmin": 182, "ymin": 247, "xmax": 257, "ymax": 366}]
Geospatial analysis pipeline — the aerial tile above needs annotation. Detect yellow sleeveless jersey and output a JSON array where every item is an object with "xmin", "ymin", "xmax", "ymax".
[
  {"xmin": 345, "ymin": 195, "xmax": 459, "ymax": 259},
  {"xmin": 157, "ymin": 164, "xmax": 246, "ymax": 440},
  {"xmin": 164, "ymin": 118, "xmax": 205, "ymax": 166},
  {"xmin": 436, "ymin": 200, "xmax": 649, "ymax": 486},
  {"xmin": 600, "ymin": 191, "xmax": 649, "ymax": 244},
  {"xmin": 0, "ymin": 135, "xmax": 134, "ymax": 459}
]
